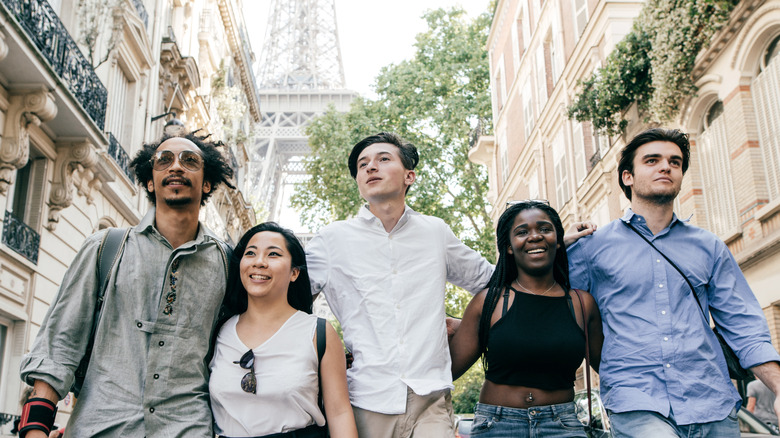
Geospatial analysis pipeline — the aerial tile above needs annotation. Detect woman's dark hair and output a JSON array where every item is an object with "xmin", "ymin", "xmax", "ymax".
[
  {"xmin": 477, "ymin": 201, "xmax": 570, "ymax": 361},
  {"xmin": 221, "ymin": 222, "xmax": 313, "ymax": 318},
  {"xmin": 130, "ymin": 129, "xmax": 235, "ymax": 205}
]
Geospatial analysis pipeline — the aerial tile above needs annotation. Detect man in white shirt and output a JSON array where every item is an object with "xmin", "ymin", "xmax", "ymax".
[{"xmin": 306, "ymin": 132, "xmax": 493, "ymax": 438}]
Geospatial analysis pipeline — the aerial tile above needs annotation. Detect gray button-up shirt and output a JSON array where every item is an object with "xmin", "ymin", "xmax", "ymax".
[{"xmin": 21, "ymin": 208, "xmax": 229, "ymax": 437}]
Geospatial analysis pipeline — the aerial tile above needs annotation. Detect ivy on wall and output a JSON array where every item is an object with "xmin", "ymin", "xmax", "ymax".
[{"xmin": 567, "ymin": 0, "xmax": 739, "ymax": 136}]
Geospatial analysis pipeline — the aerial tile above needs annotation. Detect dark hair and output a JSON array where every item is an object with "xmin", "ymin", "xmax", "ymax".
[
  {"xmin": 477, "ymin": 201, "xmax": 570, "ymax": 361},
  {"xmin": 348, "ymin": 132, "xmax": 419, "ymax": 180},
  {"xmin": 221, "ymin": 222, "xmax": 313, "ymax": 318},
  {"xmin": 618, "ymin": 128, "xmax": 690, "ymax": 200},
  {"xmin": 130, "ymin": 130, "xmax": 235, "ymax": 205}
]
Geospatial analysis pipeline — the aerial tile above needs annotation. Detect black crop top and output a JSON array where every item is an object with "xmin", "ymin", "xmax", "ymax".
[{"xmin": 484, "ymin": 288, "xmax": 586, "ymax": 390}]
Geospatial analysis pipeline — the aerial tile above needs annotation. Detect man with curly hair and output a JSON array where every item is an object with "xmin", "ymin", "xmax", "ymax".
[{"xmin": 20, "ymin": 130, "xmax": 234, "ymax": 437}]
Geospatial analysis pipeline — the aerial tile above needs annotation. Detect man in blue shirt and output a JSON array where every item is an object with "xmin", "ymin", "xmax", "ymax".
[{"xmin": 568, "ymin": 128, "xmax": 780, "ymax": 437}]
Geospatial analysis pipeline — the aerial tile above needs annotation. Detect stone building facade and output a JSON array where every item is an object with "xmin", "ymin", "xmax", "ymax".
[
  {"xmin": 471, "ymin": 0, "xmax": 780, "ymax": 388},
  {"xmin": 0, "ymin": 0, "xmax": 257, "ymax": 432}
]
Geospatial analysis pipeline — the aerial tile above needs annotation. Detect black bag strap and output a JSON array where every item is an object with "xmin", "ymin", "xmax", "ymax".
[
  {"xmin": 316, "ymin": 317, "xmax": 327, "ymax": 417},
  {"xmin": 572, "ymin": 288, "xmax": 593, "ymax": 432},
  {"xmin": 622, "ymin": 221, "xmax": 707, "ymax": 317},
  {"xmin": 73, "ymin": 227, "xmax": 130, "ymax": 395}
]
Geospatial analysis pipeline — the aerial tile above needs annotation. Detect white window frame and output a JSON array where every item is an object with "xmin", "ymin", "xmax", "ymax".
[
  {"xmin": 572, "ymin": 0, "xmax": 589, "ymax": 40},
  {"xmin": 523, "ymin": 80, "xmax": 535, "ymax": 138},
  {"xmin": 553, "ymin": 129, "xmax": 571, "ymax": 206}
]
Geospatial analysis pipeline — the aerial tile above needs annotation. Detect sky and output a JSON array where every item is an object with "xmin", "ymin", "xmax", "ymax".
[{"xmin": 242, "ymin": 0, "xmax": 491, "ymax": 98}]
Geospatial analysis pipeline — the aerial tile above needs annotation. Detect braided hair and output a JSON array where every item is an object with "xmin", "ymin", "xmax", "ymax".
[{"xmin": 477, "ymin": 201, "xmax": 571, "ymax": 367}]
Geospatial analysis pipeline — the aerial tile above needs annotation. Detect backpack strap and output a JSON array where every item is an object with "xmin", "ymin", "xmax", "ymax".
[
  {"xmin": 72, "ymin": 227, "xmax": 130, "ymax": 396},
  {"xmin": 316, "ymin": 317, "xmax": 327, "ymax": 417}
]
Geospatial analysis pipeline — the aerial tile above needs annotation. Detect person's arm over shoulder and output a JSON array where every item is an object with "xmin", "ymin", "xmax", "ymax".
[
  {"xmin": 20, "ymin": 230, "xmax": 107, "ymax": 399},
  {"xmin": 707, "ymin": 238, "xmax": 780, "ymax": 369},
  {"xmin": 305, "ymin": 229, "xmax": 332, "ymax": 297},
  {"xmin": 442, "ymin": 221, "xmax": 494, "ymax": 295},
  {"xmin": 567, "ymin": 232, "xmax": 592, "ymax": 292}
]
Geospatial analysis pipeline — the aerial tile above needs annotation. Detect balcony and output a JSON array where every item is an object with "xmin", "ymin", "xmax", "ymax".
[
  {"xmin": 2, "ymin": 210, "xmax": 39, "ymax": 264},
  {"xmin": 0, "ymin": 0, "xmax": 108, "ymax": 130},
  {"xmin": 107, "ymin": 132, "xmax": 135, "ymax": 183}
]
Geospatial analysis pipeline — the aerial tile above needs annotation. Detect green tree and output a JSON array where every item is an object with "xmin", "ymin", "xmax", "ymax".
[{"xmin": 291, "ymin": 6, "xmax": 495, "ymax": 257}]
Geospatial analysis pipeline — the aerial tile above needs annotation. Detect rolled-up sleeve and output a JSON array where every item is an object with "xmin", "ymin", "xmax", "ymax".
[
  {"xmin": 708, "ymin": 241, "xmax": 780, "ymax": 370},
  {"xmin": 20, "ymin": 231, "xmax": 105, "ymax": 398},
  {"xmin": 567, "ymin": 238, "xmax": 592, "ymax": 292},
  {"xmin": 443, "ymin": 224, "xmax": 494, "ymax": 295},
  {"xmin": 305, "ymin": 231, "xmax": 330, "ymax": 296}
]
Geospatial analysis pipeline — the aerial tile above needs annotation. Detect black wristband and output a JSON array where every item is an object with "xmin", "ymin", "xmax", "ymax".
[{"xmin": 18, "ymin": 397, "xmax": 57, "ymax": 438}]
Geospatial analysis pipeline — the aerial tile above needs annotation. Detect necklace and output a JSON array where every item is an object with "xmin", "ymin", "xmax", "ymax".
[{"xmin": 513, "ymin": 279, "xmax": 557, "ymax": 296}]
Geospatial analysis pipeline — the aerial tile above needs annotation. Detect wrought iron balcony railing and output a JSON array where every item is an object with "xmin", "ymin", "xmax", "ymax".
[
  {"xmin": 0, "ymin": 0, "xmax": 108, "ymax": 130},
  {"xmin": 107, "ymin": 132, "xmax": 135, "ymax": 183},
  {"xmin": 2, "ymin": 210, "xmax": 40, "ymax": 264},
  {"xmin": 0, "ymin": 412, "xmax": 21, "ymax": 427},
  {"xmin": 131, "ymin": 0, "xmax": 148, "ymax": 29}
]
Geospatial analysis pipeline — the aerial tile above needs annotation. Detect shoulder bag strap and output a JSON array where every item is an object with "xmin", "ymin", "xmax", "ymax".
[
  {"xmin": 622, "ymin": 221, "xmax": 705, "ymax": 315},
  {"xmin": 316, "ymin": 317, "xmax": 327, "ymax": 417},
  {"xmin": 572, "ymin": 288, "xmax": 593, "ymax": 431}
]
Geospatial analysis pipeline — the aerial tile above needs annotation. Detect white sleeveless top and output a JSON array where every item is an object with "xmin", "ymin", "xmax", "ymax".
[{"xmin": 209, "ymin": 311, "xmax": 325, "ymax": 437}]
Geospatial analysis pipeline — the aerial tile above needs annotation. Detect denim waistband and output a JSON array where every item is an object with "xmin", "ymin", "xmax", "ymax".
[{"xmin": 475, "ymin": 401, "xmax": 576, "ymax": 420}]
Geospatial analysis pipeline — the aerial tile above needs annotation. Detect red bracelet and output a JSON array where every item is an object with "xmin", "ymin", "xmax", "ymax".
[{"xmin": 18, "ymin": 397, "xmax": 57, "ymax": 438}]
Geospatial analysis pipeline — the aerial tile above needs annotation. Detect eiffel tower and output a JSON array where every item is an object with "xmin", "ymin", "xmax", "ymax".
[{"xmin": 250, "ymin": 0, "xmax": 357, "ymax": 223}]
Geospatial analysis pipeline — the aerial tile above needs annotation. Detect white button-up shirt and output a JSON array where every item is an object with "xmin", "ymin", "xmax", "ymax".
[{"xmin": 306, "ymin": 205, "xmax": 493, "ymax": 414}]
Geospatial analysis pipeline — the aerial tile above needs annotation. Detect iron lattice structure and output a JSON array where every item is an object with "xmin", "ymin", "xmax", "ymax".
[{"xmin": 249, "ymin": 0, "xmax": 356, "ymax": 222}]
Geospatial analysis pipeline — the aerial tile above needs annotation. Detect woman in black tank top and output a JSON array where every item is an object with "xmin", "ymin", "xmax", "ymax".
[{"xmin": 450, "ymin": 201, "xmax": 604, "ymax": 437}]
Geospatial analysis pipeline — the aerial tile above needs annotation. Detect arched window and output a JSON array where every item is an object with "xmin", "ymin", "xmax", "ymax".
[
  {"xmin": 753, "ymin": 34, "xmax": 780, "ymax": 201},
  {"xmin": 698, "ymin": 100, "xmax": 739, "ymax": 237}
]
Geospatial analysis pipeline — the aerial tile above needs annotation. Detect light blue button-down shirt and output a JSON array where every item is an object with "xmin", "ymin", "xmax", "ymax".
[{"xmin": 568, "ymin": 209, "xmax": 780, "ymax": 425}]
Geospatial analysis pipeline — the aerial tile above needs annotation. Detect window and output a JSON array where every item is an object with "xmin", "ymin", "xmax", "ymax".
[
  {"xmin": 550, "ymin": 12, "xmax": 564, "ymax": 84},
  {"xmin": 512, "ymin": 18, "xmax": 521, "ymax": 73},
  {"xmin": 553, "ymin": 129, "xmax": 570, "ymax": 206},
  {"xmin": 499, "ymin": 130, "xmax": 509, "ymax": 183},
  {"xmin": 107, "ymin": 62, "xmax": 132, "ymax": 146},
  {"xmin": 572, "ymin": 0, "xmax": 589, "ymax": 39},
  {"xmin": 523, "ymin": 80, "xmax": 535, "ymax": 138},
  {"xmin": 699, "ymin": 101, "xmax": 739, "ymax": 236},
  {"xmin": 753, "ymin": 35, "xmax": 780, "ymax": 201},
  {"xmin": 496, "ymin": 55, "xmax": 508, "ymax": 111},
  {"xmin": 10, "ymin": 151, "xmax": 46, "ymax": 231},
  {"xmin": 528, "ymin": 169, "xmax": 540, "ymax": 199},
  {"xmin": 535, "ymin": 45, "xmax": 548, "ymax": 113},
  {"xmin": 522, "ymin": 2, "xmax": 531, "ymax": 50},
  {"xmin": 572, "ymin": 121, "xmax": 587, "ymax": 185}
]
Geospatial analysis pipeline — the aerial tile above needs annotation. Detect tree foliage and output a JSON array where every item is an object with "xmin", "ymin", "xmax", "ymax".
[
  {"xmin": 567, "ymin": 0, "xmax": 738, "ymax": 135},
  {"xmin": 291, "ymin": 7, "xmax": 496, "ymax": 258}
]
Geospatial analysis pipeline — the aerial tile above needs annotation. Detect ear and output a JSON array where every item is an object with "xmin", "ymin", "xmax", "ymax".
[
  {"xmin": 203, "ymin": 181, "xmax": 212, "ymax": 194},
  {"xmin": 507, "ymin": 245, "xmax": 513, "ymax": 255},
  {"xmin": 290, "ymin": 267, "xmax": 300, "ymax": 283},
  {"xmin": 147, "ymin": 179, "xmax": 155, "ymax": 194},
  {"xmin": 404, "ymin": 170, "xmax": 416, "ymax": 187},
  {"xmin": 621, "ymin": 170, "xmax": 634, "ymax": 189}
]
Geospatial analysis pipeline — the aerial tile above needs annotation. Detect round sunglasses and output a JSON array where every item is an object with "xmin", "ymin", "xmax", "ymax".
[
  {"xmin": 151, "ymin": 150, "xmax": 204, "ymax": 172},
  {"xmin": 234, "ymin": 349, "xmax": 257, "ymax": 394}
]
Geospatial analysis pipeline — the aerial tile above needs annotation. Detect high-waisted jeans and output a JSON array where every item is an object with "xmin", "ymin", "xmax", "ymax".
[{"xmin": 470, "ymin": 401, "xmax": 587, "ymax": 438}]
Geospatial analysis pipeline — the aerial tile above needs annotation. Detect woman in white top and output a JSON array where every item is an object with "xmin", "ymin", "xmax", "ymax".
[{"xmin": 209, "ymin": 222, "xmax": 357, "ymax": 438}]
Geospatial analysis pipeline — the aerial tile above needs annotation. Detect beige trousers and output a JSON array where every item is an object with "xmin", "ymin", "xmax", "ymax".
[{"xmin": 352, "ymin": 387, "xmax": 454, "ymax": 438}]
